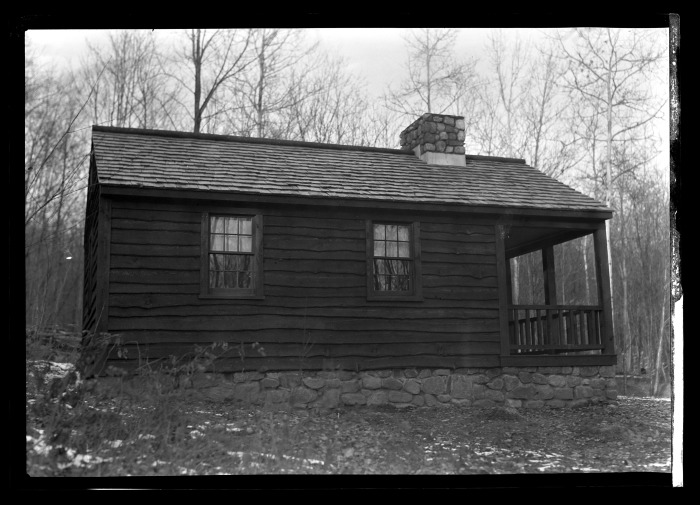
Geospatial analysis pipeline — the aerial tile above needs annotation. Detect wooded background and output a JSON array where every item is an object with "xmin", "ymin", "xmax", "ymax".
[{"xmin": 24, "ymin": 27, "xmax": 677, "ymax": 395}]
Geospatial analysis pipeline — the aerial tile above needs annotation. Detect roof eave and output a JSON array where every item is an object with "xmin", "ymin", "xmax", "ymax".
[{"xmin": 99, "ymin": 184, "xmax": 614, "ymax": 221}]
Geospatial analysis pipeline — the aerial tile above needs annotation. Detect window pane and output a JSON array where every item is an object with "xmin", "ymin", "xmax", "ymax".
[
  {"xmin": 225, "ymin": 217, "xmax": 239, "ymax": 235},
  {"xmin": 239, "ymin": 218, "xmax": 252, "ymax": 235},
  {"xmin": 386, "ymin": 225, "xmax": 397, "ymax": 240},
  {"xmin": 398, "ymin": 242, "xmax": 410, "ymax": 258},
  {"xmin": 211, "ymin": 217, "xmax": 225, "ymax": 234},
  {"xmin": 238, "ymin": 255, "xmax": 252, "ymax": 272},
  {"xmin": 224, "ymin": 271, "xmax": 236, "ymax": 288},
  {"xmin": 396, "ymin": 275, "xmax": 410, "ymax": 291},
  {"xmin": 398, "ymin": 225, "xmax": 410, "ymax": 242},
  {"xmin": 210, "ymin": 254, "xmax": 223, "ymax": 271},
  {"xmin": 238, "ymin": 271, "xmax": 252, "ymax": 289},
  {"xmin": 226, "ymin": 235, "xmax": 238, "ymax": 252},
  {"xmin": 386, "ymin": 241, "xmax": 397, "ymax": 257},
  {"xmin": 223, "ymin": 255, "xmax": 236, "ymax": 271},
  {"xmin": 397, "ymin": 259, "xmax": 411, "ymax": 275},
  {"xmin": 375, "ymin": 275, "xmax": 387, "ymax": 291},
  {"xmin": 209, "ymin": 271, "xmax": 225, "ymax": 288},
  {"xmin": 374, "ymin": 259, "xmax": 387, "ymax": 275},
  {"xmin": 211, "ymin": 234, "xmax": 225, "ymax": 251},
  {"xmin": 373, "ymin": 241, "xmax": 385, "ymax": 257},
  {"xmin": 239, "ymin": 236, "xmax": 252, "ymax": 252},
  {"xmin": 373, "ymin": 224, "xmax": 385, "ymax": 240}
]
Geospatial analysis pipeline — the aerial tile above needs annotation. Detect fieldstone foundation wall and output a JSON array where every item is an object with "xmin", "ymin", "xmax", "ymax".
[{"xmin": 173, "ymin": 365, "xmax": 617, "ymax": 409}]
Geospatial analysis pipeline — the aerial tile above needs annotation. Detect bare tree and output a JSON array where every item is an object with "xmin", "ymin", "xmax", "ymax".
[
  {"xmin": 25, "ymin": 39, "xmax": 93, "ymax": 331},
  {"xmin": 226, "ymin": 29, "xmax": 318, "ymax": 138},
  {"xmin": 171, "ymin": 29, "xmax": 253, "ymax": 133},
  {"xmin": 385, "ymin": 28, "xmax": 478, "ymax": 119},
  {"xmin": 522, "ymin": 45, "xmax": 580, "ymax": 181},
  {"xmin": 556, "ymin": 27, "xmax": 666, "ymax": 376},
  {"xmin": 282, "ymin": 53, "xmax": 383, "ymax": 146},
  {"xmin": 81, "ymin": 30, "xmax": 174, "ymax": 129}
]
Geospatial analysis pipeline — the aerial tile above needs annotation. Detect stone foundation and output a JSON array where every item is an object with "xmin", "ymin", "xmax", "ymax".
[{"xmin": 158, "ymin": 365, "xmax": 618, "ymax": 410}]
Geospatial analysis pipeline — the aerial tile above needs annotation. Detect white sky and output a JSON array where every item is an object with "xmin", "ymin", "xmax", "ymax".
[{"xmin": 26, "ymin": 28, "xmax": 551, "ymax": 96}]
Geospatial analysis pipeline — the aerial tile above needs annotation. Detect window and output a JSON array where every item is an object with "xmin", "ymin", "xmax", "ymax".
[
  {"xmin": 200, "ymin": 213, "xmax": 263, "ymax": 298},
  {"xmin": 367, "ymin": 221, "xmax": 422, "ymax": 300}
]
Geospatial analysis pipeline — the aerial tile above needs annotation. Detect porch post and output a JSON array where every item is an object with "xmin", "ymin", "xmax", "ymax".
[
  {"xmin": 593, "ymin": 223, "xmax": 615, "ymax": 355},
  {"xmin": 505, "ymin": 254, "xmax": 513, "ymax": 305},
  {"xmin": 542, "ymin": 246, "xmax": 557, "ymax": 346},
  {"xmin": 495, "ymin": 225, "xmax": 511, "ymax": 358},
  {"xmin": 541, "ymin": 246, "xmax": 557, "ymax": 304}
]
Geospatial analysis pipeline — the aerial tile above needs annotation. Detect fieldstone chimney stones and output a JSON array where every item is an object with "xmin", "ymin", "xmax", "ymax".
[{"xmin": 400, "ymin": 113, "xmax": 467, "ymax": 166}]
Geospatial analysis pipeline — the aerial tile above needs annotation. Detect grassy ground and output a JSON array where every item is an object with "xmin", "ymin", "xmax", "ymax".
[{"xmin": 25, "ymin": 353, "xmax": 674, "ymax": 478}]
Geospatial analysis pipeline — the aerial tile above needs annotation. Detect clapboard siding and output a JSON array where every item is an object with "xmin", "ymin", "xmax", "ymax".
[
  {"xmin": 110, "ymin": 341, "xmax": 501, "ymax": 361},
  {"xmin": 104, "ymin": 355, "xmax": 502, "ymax": 373},
  {"xmin": 110, "ymin": 329, "xmax": 500, "ymax": 345},
  {"xmin": 104, "ymin": 197, "xmax": 503, "ymax": 372},
  {"xmin": 82, "ymin": 160, "xmax": 101, "ymax": 334},
  {"xmin": 109, "ymin": 293, "xmax": 499, "ymax": 310}
]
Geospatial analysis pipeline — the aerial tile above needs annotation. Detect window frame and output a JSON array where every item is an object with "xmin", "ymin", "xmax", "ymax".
[
  {"xmin": 199, "ymin": 211, "xmax": 264, "ymax": 299},
  {"xmin": 366, "ymin": 220, "xmax": 422, "ymax": 301}
]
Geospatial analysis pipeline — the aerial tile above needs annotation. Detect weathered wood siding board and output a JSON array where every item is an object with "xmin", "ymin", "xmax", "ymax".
[
  {"xmin": 109, "ymin": 329, "xmax": 500, "ymax": 345},
  {"xmin": 111, "ymin": 341, "xmax": 501, "ymax": 360},
  {"xmin": 109, "ymin": 293, "xmax": 499, "ymax": 310},
  {"xmin": 106, "ymin": 355, "xmax": 502, "ymax": 373},
  {"xmin": 105, "ymin": 197, "xmax": 502, "ymax": 371},
  {"xmin": 82, "ymin": 158, "xmax": 101, "ymax": 334},
  {"xmin": 108, "ymin": 315, "xmax": 498, "ymax": 333}
]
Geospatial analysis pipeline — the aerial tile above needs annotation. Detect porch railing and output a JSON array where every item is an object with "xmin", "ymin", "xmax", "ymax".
[{"xmin": 508, "ymin": 304, "xmax": 604, "ymax": 355}]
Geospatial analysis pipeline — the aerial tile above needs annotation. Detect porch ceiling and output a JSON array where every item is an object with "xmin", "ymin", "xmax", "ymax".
[{"xmin": 504, "ymin": 225, "xmax": 595, "ymax": 258}]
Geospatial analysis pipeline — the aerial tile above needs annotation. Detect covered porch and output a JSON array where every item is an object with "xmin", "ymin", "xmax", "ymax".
[{"xmin": 495, "ymin": 218, "xmax": 616, "ymax": 366}]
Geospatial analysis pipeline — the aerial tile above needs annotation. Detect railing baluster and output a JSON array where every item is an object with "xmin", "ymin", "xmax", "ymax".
[
  {"xmin": 524, "ymin": 308, "xmax": 532, "ymax": 349},
  {"xmin": 586, "ymin": 310, "xmax": 593, "ymax": 345},
  {"xmin": 557, "ymin": 308, "xmax": 564, "ymax": 347},
  {"xmin": 537, "ymin": 309, "xmax": 547, "ymax": 345}
]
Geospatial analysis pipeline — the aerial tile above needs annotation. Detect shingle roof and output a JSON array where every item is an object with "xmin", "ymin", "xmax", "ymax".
[{"xmin": 91, "ymin": 126, "xmax": 611, "ymax": 213}]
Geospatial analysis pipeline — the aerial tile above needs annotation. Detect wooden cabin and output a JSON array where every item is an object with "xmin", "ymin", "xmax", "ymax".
[{"xmin": 82, "ymin": 113, "xmax": 616, "ymax": 378}]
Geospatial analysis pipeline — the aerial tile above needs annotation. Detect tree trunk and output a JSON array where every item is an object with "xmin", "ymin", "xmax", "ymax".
[
  {"xmin": 582, "ymin": 235, "xmax": 591, "ymax": 303},
  {"xmin": 193, "ymin": 30, "xmax": 203, "ymax": 133},
  {"xmin": 512, "ymin": 257, "xmax": 520, "ymax": 304},
  {"xmin": 652, "ymin": 300, "xmax": 667, "ymax": 396}
]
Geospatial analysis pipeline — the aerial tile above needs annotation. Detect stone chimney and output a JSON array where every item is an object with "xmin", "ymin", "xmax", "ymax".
[{"xmin": 400, "ymin": 113, "xmax": 466, "ymax": 167}]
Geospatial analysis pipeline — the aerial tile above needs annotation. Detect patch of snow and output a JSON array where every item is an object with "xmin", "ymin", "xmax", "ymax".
[
  {"xmin": 647, "ymin": 461, "xmax": 671, "ymax": 468},
  {"xmin": 58, "ymin": 453, "xmax": 113, "ymax": 470},
  {"xmin": 225, "ymin": 450, "xmax": 324, "ymax": 468}
]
